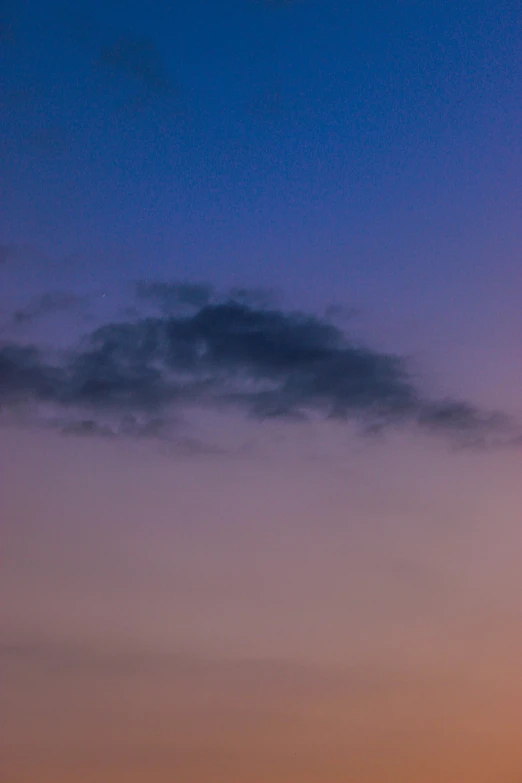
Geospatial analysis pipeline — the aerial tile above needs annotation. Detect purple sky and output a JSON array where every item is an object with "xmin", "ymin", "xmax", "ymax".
[{"xmin": 1, "ymin": 1, "xmax": 522, "ymax": 780}]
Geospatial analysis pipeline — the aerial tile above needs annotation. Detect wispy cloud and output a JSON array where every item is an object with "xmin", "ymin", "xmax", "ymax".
[
  {"xmin": 56, "ymin": 9, "xmax": 179, "ymax": 112},
  {"xmin": 1, "ymin": 632, "xmax": 327, "ymax": 680},
  {"xmin": 98, "ymin": 35, "xmax": 176, "ymax": 96},
  {"xmin": 11, "ymin": 292, "xmax": 86, "ymax": 325},
  {"xmin": 0, "ymin": 283, "xmax": 517, "ymax": 449},
  {"xmin": 0, "ymin": 630, "xmax": 438, "ymax": 696}
]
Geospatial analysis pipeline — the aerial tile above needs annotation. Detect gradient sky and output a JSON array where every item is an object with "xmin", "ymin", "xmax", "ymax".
[{"xmin": 1, "ymin": 1, "xmax": 522, "ymax": 781}]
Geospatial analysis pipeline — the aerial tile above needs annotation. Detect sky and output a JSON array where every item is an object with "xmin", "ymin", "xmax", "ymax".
[{"xmin": 1, "ymin": 1, "xmax": 521, "ymax": 781}]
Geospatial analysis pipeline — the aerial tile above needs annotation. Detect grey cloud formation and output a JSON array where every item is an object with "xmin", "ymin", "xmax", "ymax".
[
  {"xmin": 0, "ymin": 285, "xmax": 517, "ymax": 448},
  {"xmin": 12, "ymin": 292, "xmax": 86, "ymax": 325}
]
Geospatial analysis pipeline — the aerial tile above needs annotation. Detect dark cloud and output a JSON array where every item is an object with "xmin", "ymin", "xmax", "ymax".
[
  {"xmin": 135, "ymin": 281, "xmax": 277, "ymax": 313},
  {"xmin": 98, "ymin": 36, "xmax": 176, "ymax": 95},
  {"xmin": 227, "ymin": 286, "xmax": 278, "ymax": 309},
  {"xmin": 0, "ymin": 344, "xmax": 61, "ymax": 405},
  {"xmin": 418, "ymin": 400, "xmax": 509, "ymax": 440},
  {"xmin": 12, "ymin": 292, "xmax": 86, "ymax": 325},
  {"xmin": 0, "ymin": 287, "xmax": 517, "ymax": 448}
]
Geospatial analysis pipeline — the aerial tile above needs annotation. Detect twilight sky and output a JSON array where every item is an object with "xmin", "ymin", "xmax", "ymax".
[{"xmin": 1, "ymin": 1, "xmax": 522, "ymax": 781}]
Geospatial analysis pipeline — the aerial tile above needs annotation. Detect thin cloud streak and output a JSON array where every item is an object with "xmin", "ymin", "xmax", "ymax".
[{"xmin": 0, "ymin": 631, "xmax": 468, "ymax": 697}]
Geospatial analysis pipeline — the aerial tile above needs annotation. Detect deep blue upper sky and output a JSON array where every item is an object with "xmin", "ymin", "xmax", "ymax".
[{"xmin": 1, "ymin": 0, "xmax": 521, "ymax": 409}]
